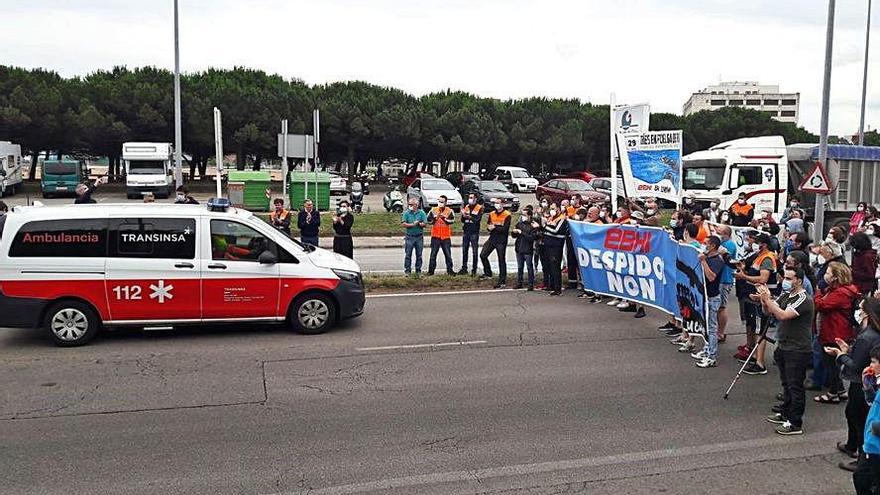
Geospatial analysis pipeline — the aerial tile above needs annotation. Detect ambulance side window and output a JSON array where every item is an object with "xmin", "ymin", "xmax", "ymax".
[
  {"xmin": 109, "ymin": 218, "xmax": 196, "ymax": 259},
  {"xmin": 9, "ymin": 219, "xmax": 108, "ymax": 257}
]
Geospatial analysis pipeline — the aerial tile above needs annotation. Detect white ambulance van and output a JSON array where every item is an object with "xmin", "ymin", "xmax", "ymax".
[{"xmin": 0, "ymin": 200, "xmax": 365, "ymax": 346}]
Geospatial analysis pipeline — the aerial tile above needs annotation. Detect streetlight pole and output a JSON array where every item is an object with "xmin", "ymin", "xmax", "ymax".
[
  {"xmin": 859, "ymin": 0, "xmax": 873, "ymax": 146},
  {"xmin": 173, "ymin": 0, "xmax": 183, "ymax": 188},
  {"xmin": 815, "ymin": 0, "xmax": 836, "ymax": 242}
]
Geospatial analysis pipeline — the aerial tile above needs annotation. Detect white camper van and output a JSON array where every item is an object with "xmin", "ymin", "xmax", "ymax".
[
  {"xmin": 123, "ymin": 142, "xmax": 174, "ymax": 199},
  {"xmin": 0, "ymin": 141, "xmax": 23, "ymax": 197}
]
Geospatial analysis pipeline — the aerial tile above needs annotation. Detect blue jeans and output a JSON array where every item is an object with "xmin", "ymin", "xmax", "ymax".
[
  {"xmin": 705, "ymin": 295, "xmax": 722, "ymax": 360},
  {"xmin": 428, "ymin": 237, "xmax": 453, "ymax": 274},
  {"xmin": 461, "ymin": 232, "xmax": 479, "ymax": 272},
  {"xmin": 404, "ymin": 235, "xmax": 423, "ymax": 274},
  {"xmin": 516, "ymin": 251, "xmax": 535, "ymax": 287}
]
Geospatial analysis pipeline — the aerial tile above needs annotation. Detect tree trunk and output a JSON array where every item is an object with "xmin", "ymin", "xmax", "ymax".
[
  {"xmin": 189, "ymin": 154, "xmax": 198, "ymax": 180},
  {"xmin": 56, "ymin": 150, "xmax": 63, "ymax": 160},
  {"xmin": 28, "ymin": 151, "xmax": 39, "ymax": 180},
  {"xmin": 236, "ymin": 144, "xmax": 246, "ymax": 171},
  {"xmin": 253, "ymin": 154, "xmax": 262, "ymax": 171},
  {"xmin": 346, "ymin": 145, "xmax": 355, "ymax": 183},
  {"xmin": 199, "ymin": 156, "xmax": 207, "ymax": 179}
]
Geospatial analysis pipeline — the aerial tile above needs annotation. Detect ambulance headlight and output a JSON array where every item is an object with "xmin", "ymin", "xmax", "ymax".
[{"xmin": 332, "ymin": 269, "xmax": 361, "ymax": 284}]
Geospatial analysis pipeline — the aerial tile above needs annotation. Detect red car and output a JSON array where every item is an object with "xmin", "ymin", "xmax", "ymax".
[
  {"xmin": 566, "ymin": 171, "xmax": 597, "ymax": 182},
  {"xmin": 536, "ymin": 178, "xmax": 608, "ymax": 205}
]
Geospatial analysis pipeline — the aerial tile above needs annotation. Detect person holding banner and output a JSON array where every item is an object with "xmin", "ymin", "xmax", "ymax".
[{"xmin": 541, "ymin": 204, "xmax": 568, "ymax": 296}]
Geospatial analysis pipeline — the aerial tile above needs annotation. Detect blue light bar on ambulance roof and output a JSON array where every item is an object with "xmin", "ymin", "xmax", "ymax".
[{"xmin": 207, "ymin": 197, "xmax": 230, "ymax": 212}]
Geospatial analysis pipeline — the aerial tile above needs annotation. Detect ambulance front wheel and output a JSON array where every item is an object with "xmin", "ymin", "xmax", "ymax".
[
  {"xmin": 289, "ymin": 293, "xmax": 336, "ymax": 335},
  {"xmin": 44, "ymin": 300, "xmax": 100, "ymax": 347}
]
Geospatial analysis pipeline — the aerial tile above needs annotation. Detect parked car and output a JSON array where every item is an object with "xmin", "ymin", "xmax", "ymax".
[
  {"xmin": 566, "ymin": 171, "xmax": 597, "ymax": 183},
  {"xmin": 460, "ymin": 180, "xmax": 520, "ymax": 212},
  {"xmin": 329, "ymin": 173, "xmax": 348, "ymax": 196},
  {"xmin": 407, "ymin": 178, "xmax": 463, "ymax": 211},
  {"xmin": 589, "ymin": 177, "xmax": 625, "ymax": 197},
  {"xmin": 493, "ymin": 166, "xmax": 539, "ymax": 193},
  {"xmin": 403, "ymin": 169, "xmax": 434, "ymax": 188},
  {"xmin": 536, "ymin": 178, "xmax": 608, "ymax": 205},
  {"xmin": 444, "ymin": 171, "xmax": 480, "ymax": 188}
]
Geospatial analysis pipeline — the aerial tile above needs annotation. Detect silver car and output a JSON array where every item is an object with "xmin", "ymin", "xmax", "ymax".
[{"xmin": 407, "ymin": 178, "xmax": 464, "ymax": 211}]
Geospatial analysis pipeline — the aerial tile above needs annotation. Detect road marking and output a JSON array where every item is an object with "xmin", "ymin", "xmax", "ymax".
[
  {"xmin": 262, "ymin": 429, "xmax": 843, "ymax": 495},
  {"xmin": 366, "ymin": 288, "xmax": 516, "ymax": 298},
  {"xmin": 356, "ymin": 340, "xmax": 487, "ymax": 352}
]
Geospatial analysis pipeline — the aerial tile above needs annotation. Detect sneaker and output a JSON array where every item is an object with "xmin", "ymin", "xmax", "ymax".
[
  {"xmin": 590, "ymin": 296, "xmax": 603, "ymax": 303},
  {"xmin": 696, "ymin": 357, "xmax": 717, "ymax": 368},
  {"xmin": 658, "ymin": 322, "xmax": 676, "ymax": 330},
  {"xmin": 634, "ymin": 307, "xmax": 646, "ymax": 318},
  {"xmin": 670, "ymin": 337, "xmax": 687, "ymax": 345},
  {"xmin": 736, "ymin": 356, "xmax": 758, "ymax": 365},
  {"xmin": 743, "ymin": 363, "xmax": 768, "ymax": 375},
  {"xmin": 457, "ymin": 267, "xmax": 469, "ymax": 275},
  {"xmin": 606, "ymin": 298, "xmax": 621, "ymax": 306},
  {"xmin": 765, "ymin": 413, "xmax": 787, "ymax": 424},
  {"xmin": 839, "ymin": 460, "xmax": 859, "ymax": 472},
  {"xmin": 549, "ymin": 290, "xmax": 562, "ymax": 296},
  {"xmin": 494, "ymin": 283, "xmax": 506, "ymax": 289},
  {"xmin": 616, "ymin": 301, "xmax": 631, "ymax": 309},
  {"xmin": 479, "ymin": 274, "xmax": 492, "ymax": 280},
  {"xmin": 577, "ymin": 292, "xmax": 590, "ymax": 299},
  {"xmin": 619, "ymin": 305, "xmax": 637, "ymax": 313},
  {"xmin": 775, "ymin": 421, "xmax": 803, "ymax": 436},
  {"xmin": 665, "ymin": 328, "xmax": 683, "ymax": 337},
  {"xmin": 690, "ymin": 350, "xmax": 708, "ymax": 360},
  {"xmin": 771, "ymin": 404, "xmax": 785, "ymax": 414},
  {"xmin": 678, "ymin": 343, "xmax": 695, "ymax": 353}
]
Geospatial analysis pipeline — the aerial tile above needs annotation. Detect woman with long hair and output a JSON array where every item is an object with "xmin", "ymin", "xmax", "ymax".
[{"xmin": 814, "ymin": 262, "xmax": 860, "ymax": 404}]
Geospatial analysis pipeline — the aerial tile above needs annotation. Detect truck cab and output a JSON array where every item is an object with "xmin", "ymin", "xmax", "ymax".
[
  {"xmin": 682, "ymin": 136, "xmax": 788, "ymax": 214},
  {"xmin": 41, "ymin": 159, "xmax": 88, "ymax": 198},
  {"xmin": 0, "ymin": 141, "xmax": 23, "ymax": 197},
  {"xmin": 123, "ymin": 142, "xmax": 174, "ymax": 199}
]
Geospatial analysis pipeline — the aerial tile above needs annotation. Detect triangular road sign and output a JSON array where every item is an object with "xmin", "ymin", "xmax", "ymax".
[{"xmin": 799, "ymin": 161, "xmax": 832, "ymax": 194}]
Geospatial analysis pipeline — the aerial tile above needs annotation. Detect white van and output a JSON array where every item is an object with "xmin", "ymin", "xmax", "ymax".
[
  {"xmin": 123, "ymin": 142, "xmax": 174, "ymax": 199},
  {"xmin": 682, "ymin": 136, "xmax": 789, "ymax": 214},
  {"xmin": 0, "ymin": 200, "xmax": 365, "ymax": 346},
  {"xmin": 0, "ymin": 141, "xmax": 23, "ymax": 197},
  {"xmin": 493, "ymin": 166, "xmax": 539, "ymax": 193}
]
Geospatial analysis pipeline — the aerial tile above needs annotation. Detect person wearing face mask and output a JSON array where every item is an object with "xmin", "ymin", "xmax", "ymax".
[
  {"xmin": 781, "ymin": 197, "xmax": 805, "ymax": 225},
  {"xmin": 702, "ymin": 201, "xmax": 721, "ymax": 223},
  {"xmin": 719, "ymin": 210, "xmax": 732, "ymax": 225},
  {"xmin": 459, "ymin": 193, "xmax": 484, "ymax": 276},
  {"xmin": 512, "ymin": 205, "xmax": 536, "ymax": 290},
  {"xmin": 614, "ymin": 207, "xmax": 632, "ymax": 225},
  {"xmin": 331, "ymin": 200, "xmax": 354, "ymax": 258},
  {"xmin": 682, "ymin": 195, "xmax": 701, "ymax": 216},
  {"xmin": 564, "ymin": 199, "xmax": 584, "ymax": 290},
  {"xmin": 728, "ymin": 193, "xmax": 754, "ymax": 227},
  {"xmin": 401, "ymin": 198, "xmax": 428, "ymax": 275},
  {"xmin": 174, "ymin": 186, "xmax": 199, "ymax": 205},
  {"xmin": 783, "ymin": 210, "xmax": 805, "ymax": 235},
  {"xmin": 692, "ymin": 236, "xmax": 726, "ymax": 368},
  {"xmin": 825, "ymin": 298, "xmax": 880, "ymax": 471},
  {"xmin": 541, "ymin": 203, "xmax": 568, "ymax": 296},
  {"xmin": 756, "ymin": 267, "xmax": 814, "ymax": 436},
  {"xmin": 866, "ymin": 223, "xmax": 880, "ymax": 257},
  {"xmin": 480, "ymin": 199, "xmax": 512, "ymax": 288},
  {"xmin": 426, "ymin": 195, "xmax": 456, "ymax": 276},
  {"xmin": 851, "ymin": 232, "xmax": 879, "ymax": 296},
  {"xmin": 814, "ymin": 239, "xmax": 847, "ymax": 292},
  {"xmin": 733, "ymin": 232, "xmax": 778, "ymax": 374},
  {"xmin": 269, "ymin": 198, "xmax": 292, "ymax": 236},
  {"xmin": 814, "ymin": 262, "xmax": 860, "ymax": 404},
  {"xmin": 852, "ymin": 202, "xmax": 869, "ymax": 235}
]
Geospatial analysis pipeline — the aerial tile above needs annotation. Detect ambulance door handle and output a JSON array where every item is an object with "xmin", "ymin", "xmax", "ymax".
[
  {"xmin": 174, "ymin": 262, "xmax": 194, "ymax": 269},
  {"xmin": 207, "ymin": 263, "xmax": 227, "ymax": 270}
]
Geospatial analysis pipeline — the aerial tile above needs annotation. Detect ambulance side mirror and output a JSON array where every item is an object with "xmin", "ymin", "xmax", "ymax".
[{"xmin": 258, "ymin": 251, "xmax": 277, "ymax": 265}]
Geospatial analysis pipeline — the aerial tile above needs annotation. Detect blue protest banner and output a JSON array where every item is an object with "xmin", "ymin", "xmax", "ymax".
[
  {"xmin": 569, "ymin": 222, "xmax": 678, "ymax": 314},
  {"xmin": 570, "ymin": 221, "xmax": 709, "ymax": 339},
  {"xmin": 675, "ymin": 243, "xmax": 708, "ymax": 338}
]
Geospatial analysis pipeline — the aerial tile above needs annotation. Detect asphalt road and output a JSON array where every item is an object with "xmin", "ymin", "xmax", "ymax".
[
  {"xmin": 354, "ymin": 245, "xmax": 520, "ymax": 274},
  {"xmin": 0, "ymin": 291, "xmax": 854, "ymax": 494}
]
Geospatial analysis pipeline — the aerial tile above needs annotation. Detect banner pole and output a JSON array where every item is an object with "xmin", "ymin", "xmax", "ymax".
[{"xmin": 610, "ymin": 93, "xmax": 618, "ymax": 213}]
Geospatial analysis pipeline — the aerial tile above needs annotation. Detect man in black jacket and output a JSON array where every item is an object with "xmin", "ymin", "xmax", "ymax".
[
  {"xmin": 480, "ymin": 199, "xmax": 512, "ymax": 288},
  {"xmin": 297, "ymin": 199, "xmax": 321, "ymax": 247},
  {"xmin": 512, "ymin": 205, "xmax": 536, "ymax": 290}
]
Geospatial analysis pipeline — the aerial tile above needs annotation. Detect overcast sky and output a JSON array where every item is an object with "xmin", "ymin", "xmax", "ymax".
[{"xmin": 1, "ymin": 0, "xmax": 877, "ymax": 137}]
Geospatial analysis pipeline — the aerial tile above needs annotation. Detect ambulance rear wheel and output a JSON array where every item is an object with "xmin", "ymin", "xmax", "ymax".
[
  {"xmin": 44, "ymin": 300, "xmax": 100, "ymax": 347},
  {"xmin": 289, "ymin": 293, "xmax": 336, "ymax": 335}
]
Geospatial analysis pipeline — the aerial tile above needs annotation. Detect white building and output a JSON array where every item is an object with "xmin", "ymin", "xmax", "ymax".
[{"xmin": 682, "ymin": 81, "xmax": 800, "ymax": 124}]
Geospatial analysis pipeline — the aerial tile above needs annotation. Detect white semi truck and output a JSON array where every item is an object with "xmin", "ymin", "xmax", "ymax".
[
  {"xmin": 682, "ymin": 135, "xmax": 880, "ymax": 235},
  {"xmin": 122, "ymin": 142, "xmax": 174, "ymax": 199},
  {"xmin": 0, "ymin": 141, "xmax": 23, "ymax": 197}
]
